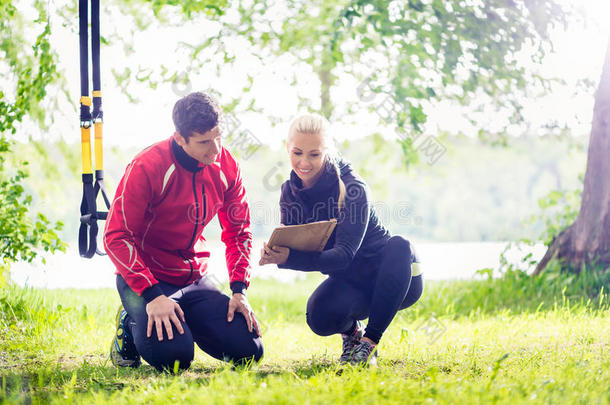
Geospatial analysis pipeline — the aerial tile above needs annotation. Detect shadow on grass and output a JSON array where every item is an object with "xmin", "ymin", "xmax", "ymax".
[
  {"xmin": 1, "ymin": 353, "xmax": 384, "ymax": 402},
  {"xmin": 0, "ymin": 353, "xmax": 352, "ymax": 401}
]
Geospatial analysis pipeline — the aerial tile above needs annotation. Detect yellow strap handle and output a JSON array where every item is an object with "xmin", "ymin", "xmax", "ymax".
[
  {"xmin": 94, "ymin": 121, "xmax": 103, "ymax": 171},
  {"xmin": 80, "ymin": 96, "xmax": 93, "ymax": 174},
  {"xmin": 92, "ymin": 91, "xmax": 103, "ymax": 170},
  {"xmin": 81, "ymin": 126, "xmax": 93, "ymax": 174}
]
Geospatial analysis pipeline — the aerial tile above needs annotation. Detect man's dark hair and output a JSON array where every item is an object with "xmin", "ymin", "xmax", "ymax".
[{"xmin": 172, "ymin": 92, "xmax": 221, "ymax": 140}]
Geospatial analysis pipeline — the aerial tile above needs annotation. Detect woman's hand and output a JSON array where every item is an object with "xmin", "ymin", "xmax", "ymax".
[{"xmin": 259, "ymin": 241, "xmax": 290, "ymax": 266}]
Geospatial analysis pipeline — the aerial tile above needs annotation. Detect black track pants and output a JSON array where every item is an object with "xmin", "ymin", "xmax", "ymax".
[
  {"xmin": 116, "ymin": 275, "xmax": 263, "ymax": 371},
  {"xmin": 306, "ymin": 235, "xmax": 424, "ymax": 344}
]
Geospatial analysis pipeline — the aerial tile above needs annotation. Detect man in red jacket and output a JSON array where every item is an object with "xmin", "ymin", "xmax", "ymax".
[{"xmin": 105, "ymin": 92, "xmax": 263, "ymax": 371}]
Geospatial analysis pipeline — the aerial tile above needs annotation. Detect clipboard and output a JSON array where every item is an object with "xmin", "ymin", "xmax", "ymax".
[{"xmin": 267, "ymin": 219, "xmax": 337, "ymax": 252}]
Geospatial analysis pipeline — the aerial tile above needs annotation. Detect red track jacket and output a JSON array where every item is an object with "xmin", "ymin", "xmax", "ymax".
[{"xmin": 103, "ymin": 137, "xmax": 252, "ymax": 302}]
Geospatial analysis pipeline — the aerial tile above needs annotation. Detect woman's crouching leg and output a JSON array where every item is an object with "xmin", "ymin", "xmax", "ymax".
[
  {"xmin": 399, "ymin": 274, "xmax": 424, "ymax": 310},
  {"xmin": 306, "ymin": 277, "xmax": 369, "ymax": 336}
]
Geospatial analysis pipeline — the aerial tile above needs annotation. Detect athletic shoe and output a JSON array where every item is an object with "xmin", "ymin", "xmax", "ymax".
[
  {"xmin": 350, "ymin": 340, "xmax": 378, "ymax": 367},
  {"xmin": 339, "ymin": 320, "xmax": 364, "ymax": 363},
  {"xmin": 110, "ymin": 306, "xmax": 141, "ymax": 368}
]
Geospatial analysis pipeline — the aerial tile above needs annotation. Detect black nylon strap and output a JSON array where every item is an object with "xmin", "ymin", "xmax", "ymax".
[
  {"xmin": 91, "ymin": 0, "xmax": 101, "ymax": 92},
  {"xmin": 79, "ymin": 174, "xmax": 98, "ymax": 258},
  {"xmin": 95, "ymin": 170, "xmax": 111, "ymax": 209},
  {"xmin": 93, "ymin": 169, "xmax": 111, "ymax": 255},
  {"xmin": 79, "ymin": 0, "xmax": 91, "ymax": 126},
  {"xmin": 79, "ymin": 0, "xmax": 89, "ymax": 100},
  {"xmin": 91, "ymin": 0, "xmax": 103, "ymax": 121}
]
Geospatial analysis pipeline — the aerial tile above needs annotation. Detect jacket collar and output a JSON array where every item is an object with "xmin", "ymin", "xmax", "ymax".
[{"xmin": 171, "ymin": 138, "xmax": 203, "ymax": 173}]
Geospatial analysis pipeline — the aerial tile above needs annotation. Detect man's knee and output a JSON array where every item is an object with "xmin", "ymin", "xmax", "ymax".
[
  {"xmin": 250, "ymin": 337, "xmax": 264, "ymax": 362},
  {"xmin": 151, "ymin": 345, "xmax": 194, "ymax": 372},
  {"xmin": 223, "ymin": 334, "xmax": 264, "ymax": 366},
  {"xmin": 233, "ymin": 337, "xmax": 264, "ymax": 365},
  {"xmin": 139, "ymin": 332, "xmax": 195, "ymax": 372}
]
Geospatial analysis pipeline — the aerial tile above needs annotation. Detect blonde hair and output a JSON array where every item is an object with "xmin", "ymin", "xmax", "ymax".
[
  {"xmin": 288, "ymin": 113, "xmax": 337, "ymax": 158},
  {"xmin": 287, "ymin": 113, "xmax": 345, "ymax": 214}
]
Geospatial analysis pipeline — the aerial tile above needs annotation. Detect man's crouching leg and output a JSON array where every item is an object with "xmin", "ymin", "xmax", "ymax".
[
  {"xmin": 219, "ymin": 329, "xmax": 264, "ymax": 367},
  {"xmin": 117, "ymin": 275, "xmax": 195, "ymax": 372},
  {"xmin": 191, "ymin": 300, "xmax": 264, "ymax": 366},
  {"xmin": 181, "ymin": 280, "xmax": 263, "ymax": 366},
  {"xmin": 137, "ymin": 321, "xmax": 195, "ymax": 372}
]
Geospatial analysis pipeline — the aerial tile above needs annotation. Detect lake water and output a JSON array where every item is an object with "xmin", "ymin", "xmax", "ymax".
[{"xmin": 10, "ymin": 240, "xmax": 547, "ymax": 289}]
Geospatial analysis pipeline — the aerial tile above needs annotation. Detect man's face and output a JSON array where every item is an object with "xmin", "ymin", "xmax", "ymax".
[{"xmin": 174, "ymin": 126, "xmax": 222, "ymax": 165}]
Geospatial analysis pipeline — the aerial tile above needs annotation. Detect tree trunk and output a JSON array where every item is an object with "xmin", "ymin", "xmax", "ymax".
[
  {"xmin": 534, "ymin": 37, "xmax": 610, "ymax": 275},
  {"xmin": 317, "ymin": 50, "xmax": 335, "ymax": 120}
]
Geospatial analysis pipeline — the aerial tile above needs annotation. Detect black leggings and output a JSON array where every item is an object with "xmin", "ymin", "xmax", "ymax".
[
  {"xmin": 306, "ymin": 235, "xmax": 424, "ymax": 344},
  {"xmin": 117, "ymin": 275, "xmax": 263, "ymax": 371}
]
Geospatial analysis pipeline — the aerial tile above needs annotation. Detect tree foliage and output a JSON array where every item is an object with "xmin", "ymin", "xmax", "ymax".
[
  {"xmin": 0, "ymin": 0, "xmax": 66, "ymax": 284},
  {"xmin": 129, "ymin": 0, "xmax": 568, "ymax": 163},
  {"xmin": 330, "ymin": 0, "xmax": 567, "ymax": 125},
  {"xmin": 82, "ymin": 0, "xmax": 567, "ymax": 123}
]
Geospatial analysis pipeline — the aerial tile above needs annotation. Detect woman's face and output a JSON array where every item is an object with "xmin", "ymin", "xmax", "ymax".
[{"xmin": 287, "ymin": 131, "xmax": 327, "ymax": 188}]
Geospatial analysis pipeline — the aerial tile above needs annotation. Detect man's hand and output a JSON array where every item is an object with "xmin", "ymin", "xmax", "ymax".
[
  {"xmin": 227, "ymin": 293, "xmax": 261, "ymax": 337},
  {"xmin": 146, "ymin": 295, "xmax": 185, "ymax": 341},
  {"xmin": 259, "ymin": 241, "xmax": 290, "ymax": 266}
]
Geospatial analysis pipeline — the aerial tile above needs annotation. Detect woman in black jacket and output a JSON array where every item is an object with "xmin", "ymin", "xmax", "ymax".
[{"xmin": 260, "ymin": 114, "xmax": 424, "ymax": 366}]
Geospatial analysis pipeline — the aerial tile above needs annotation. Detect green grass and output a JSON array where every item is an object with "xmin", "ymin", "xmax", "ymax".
[{"xmin": 1, "ymin": 270, "xmax": 610, "ymax": 404}]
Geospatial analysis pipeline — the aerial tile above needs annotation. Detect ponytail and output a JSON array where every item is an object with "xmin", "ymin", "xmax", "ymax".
[{"xmin": 330, "ymin": 157, "xmax": 346, "ymax": 216}]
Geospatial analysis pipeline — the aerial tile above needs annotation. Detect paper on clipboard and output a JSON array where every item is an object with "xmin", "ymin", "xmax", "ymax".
[{"xmin": 267, "ymin": 219, "xmax": 337, "ymax": 252}]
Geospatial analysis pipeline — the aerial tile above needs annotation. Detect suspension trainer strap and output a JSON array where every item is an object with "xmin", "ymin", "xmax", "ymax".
[
  {"xmin": 91, "ymin": 0, "xmax": 110, "ymax": 255},
  {"xmin": 91, "ymin": 0, "xmax": 103, "ymax": 172},
  {"xmin": 78, "ymin": 0, "xmax": 109, "ymax": 258},
  {"xmin": 78, "ymin": 0, "xmax": 95, "ymax": 258}
]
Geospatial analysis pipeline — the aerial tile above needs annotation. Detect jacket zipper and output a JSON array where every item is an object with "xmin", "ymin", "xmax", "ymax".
[
  {"xmin": 186, "ymin": 173, "xmax": 199, "ymax": 250},
  {"xmin": 201, "ymin": 184, "xmax": 207, "ymax": 228},
  {"xmin": 184, "ymin": 173, "xmax": 206, "ymax": 285}
]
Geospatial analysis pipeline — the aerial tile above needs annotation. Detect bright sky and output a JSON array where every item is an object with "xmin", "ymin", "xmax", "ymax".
[{"xmin": 15, "ymin": 0, "xmax": 610, "ymax": 153}]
